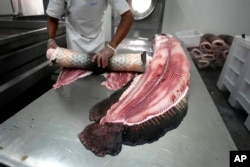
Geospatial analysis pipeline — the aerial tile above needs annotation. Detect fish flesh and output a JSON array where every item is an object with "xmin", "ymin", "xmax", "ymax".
[
  {"xmin": 101, "ymin": 72, "xmax": 136, "ymax": 90},
  {"xmin": 53, "ymin": 68, "xmax": 93, "ymax": 89},
  {"xmin": 78, "ymin": 34, "xmax": 190, "ymax": 156}
]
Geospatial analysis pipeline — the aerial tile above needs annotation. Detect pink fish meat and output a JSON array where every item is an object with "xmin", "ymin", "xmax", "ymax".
[
  {"xmin": 101, "ymin": 72, "xmax": 136, "ymax": 90},
  {"xmin": 53, "ymin": 68, "xmax": 93, "ymax": 89}
]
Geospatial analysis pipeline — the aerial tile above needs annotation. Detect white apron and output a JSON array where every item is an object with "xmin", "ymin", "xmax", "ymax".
[{"xmin": 65, "ymin": 0, "xmax": 108, "ymax": 53}]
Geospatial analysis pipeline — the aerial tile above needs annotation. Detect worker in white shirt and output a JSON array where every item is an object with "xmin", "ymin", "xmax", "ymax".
[{"xmin": 46, "ymin": 0, "xmax": 133, "ymax": 68}]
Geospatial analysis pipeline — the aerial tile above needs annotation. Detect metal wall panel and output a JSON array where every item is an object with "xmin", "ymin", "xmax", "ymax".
[{"xmin": 112, "ymin": 0, "xmax": 165, "ymax": 39}]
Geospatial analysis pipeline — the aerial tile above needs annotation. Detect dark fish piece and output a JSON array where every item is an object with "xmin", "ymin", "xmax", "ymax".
[
  {"xmin": 199, "ymin": 34, "xmax": 213, "ymax": 53},
  {"xmin": 201, "ymin": 53, "xmax": 216, "ymax": 62},
  {"xmin": 196, "ymin": 59, "xmax": 210, "ymax": 69},
  {"xmin": 200, "ymin": 33, "xmax": 219, "ymax": 44},
  {"xmin": 78, "ymin": 34, "xmax": 190, "ymax": 157},
  {"xmin": 200, "ymin": 33, "xmax": 227, "ymax": 48},
  {"xmin": 217, "ymin": 34, "xmax": 234, "ymax": 46},
  {"xmin": 190, "ymin": 48, "xmax": 202, "ymax": 59},
  {"xmin": 79, "ymin": 98, "xmax": 187, "ymax": 156}
]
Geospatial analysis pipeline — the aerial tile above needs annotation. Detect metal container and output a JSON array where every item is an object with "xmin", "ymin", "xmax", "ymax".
[{"xmin": 0, "ymin": 20, "xmax": 66, "ymax": 108}]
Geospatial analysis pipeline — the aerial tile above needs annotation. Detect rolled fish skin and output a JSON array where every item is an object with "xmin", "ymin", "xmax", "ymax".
[
  {"xmin": 46, "ymin": 47, "xmax": 147, "ymax": 73},
  {"xmin": 217, "ymin": 34, "xmax": 234, "ymax": 46},
  {"xmin": 190, "ymin": 48, "xmax": 202, "ymax": 59}
]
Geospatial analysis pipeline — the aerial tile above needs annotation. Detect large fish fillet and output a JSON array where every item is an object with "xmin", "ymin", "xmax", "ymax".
[{"xmin": 78, "ymin": 34, "xmax": 190, "ymax": 157}]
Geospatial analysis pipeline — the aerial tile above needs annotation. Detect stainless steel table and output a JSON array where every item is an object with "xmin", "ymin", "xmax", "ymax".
[{"xmin": 0, "ymin": 44, "xmax": 237, "ymax": 167}]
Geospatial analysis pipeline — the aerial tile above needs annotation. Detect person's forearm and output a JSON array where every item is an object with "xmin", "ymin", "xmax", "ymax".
[
  {"xmin": 47, "ymin": 16, "xmax": 59, "ymax": 39},
  {"xmin": 109, "ymin": 10, "xmax": 134, "ymax": 48}
]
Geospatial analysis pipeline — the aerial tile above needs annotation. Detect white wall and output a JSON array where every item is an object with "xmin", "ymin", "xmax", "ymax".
[
  {"xmin": 162, "ymin": 0, "xmax": 250, "ymax": 36},
  {"xmin": 19, "ymin": 0, "xmax": 44, "ymax": 16},
  {"xmin": 0, "ymin": 0, "xmax": 13, "ymax": 15},
  {"xmin": 0, "ymin": 0, "xmax": 44, "ymax": 16}
]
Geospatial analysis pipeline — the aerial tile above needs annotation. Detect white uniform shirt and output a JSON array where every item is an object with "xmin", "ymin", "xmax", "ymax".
[{"xmin": 46, "ymin": 0, "xmax": 130, "ymax": 53}]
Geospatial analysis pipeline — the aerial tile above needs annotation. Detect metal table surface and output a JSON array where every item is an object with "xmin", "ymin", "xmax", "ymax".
[{"xmin": 0, "ymin": 45, "xmax": 237, "ymax": 167}]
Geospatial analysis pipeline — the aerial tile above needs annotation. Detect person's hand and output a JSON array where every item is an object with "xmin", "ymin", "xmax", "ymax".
[
  {"xmin": 47, "ymin": 38, "xmax": 58, "ymax": 49},
  {"xmin": 92, "ymin": 44, "xmax": 115, "ymax": 68}
]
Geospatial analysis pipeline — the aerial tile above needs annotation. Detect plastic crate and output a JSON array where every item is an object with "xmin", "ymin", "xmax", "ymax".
[
  {"xmin": 217, "ymin": 35, "xmax": 250, "ymax": 115},
  {"xmin": 228, "ymin": 52, "xmax": 250, "ymax": 114},
  {"xmin": 175, "ymin": 30, "xmax": 203, "ymax": 48},
  {"xmin": 217, "ymin": 36, "xmax": 250, "ymax": 92},
  {"xmin": 245, "ymin": 115, "xmax": 250, "ymax": 132}
]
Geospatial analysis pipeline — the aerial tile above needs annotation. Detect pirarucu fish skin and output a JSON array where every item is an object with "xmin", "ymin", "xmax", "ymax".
[{"xmin": 46, "ymin": 47, "xmax": 147, "ymax": 72}]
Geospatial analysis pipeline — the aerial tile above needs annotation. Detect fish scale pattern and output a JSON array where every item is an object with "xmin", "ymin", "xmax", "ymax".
[
  {"xmin": 109, "ymin": 54, "xmax": 144, "ymax": 71},
  {"xmin": 70, "ymin": 53, "xmax": 92, "ymax": 68},
  {"xmin": 53, "ymin": 47, "xmax": 145, "ymax": 72}
]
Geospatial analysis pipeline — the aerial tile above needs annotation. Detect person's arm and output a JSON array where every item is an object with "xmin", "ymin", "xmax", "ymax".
[
  {"xmin": 92, "ymin": 10, "xmax": 134, "ymax": 68},
  {"xmin": 47, "ymin": 16, "xmax": 59, "ymax": 49},
  {"xmin": 47, "ymin": 16, "xmax": 59, "ymax": 39},
  {"xmin": 109, "ymin": 10, "xmax": 134, "ymax": 49}
]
